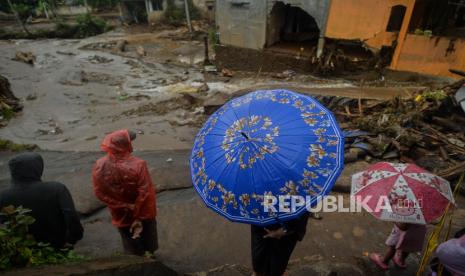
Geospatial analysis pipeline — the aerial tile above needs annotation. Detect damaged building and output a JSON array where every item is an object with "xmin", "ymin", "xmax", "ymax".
[
  {"xmin": 120, "ymin": 0, "xmax": 215, "ymax": 23},
  {"xmin": 216, "ymin": 0, "xmax": 465, "ymax": 78}
]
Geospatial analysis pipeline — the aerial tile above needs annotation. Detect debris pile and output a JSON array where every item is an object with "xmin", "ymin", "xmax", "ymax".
[
  {"xmin": 0, "ymin": 75, "xmax": 22, "ymax": 124},
  {"xmin": 331, "ymin": 79, "xmax": 465, "ymax": 184},
  {"xmin": 13, "ymin": 51, "xmax": 35, "ymax": 65}
]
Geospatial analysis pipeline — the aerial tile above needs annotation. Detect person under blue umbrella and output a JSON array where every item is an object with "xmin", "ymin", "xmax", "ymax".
[{"xmin": 190, "ymin": 89, "xmax": 345, "ymax": 276}]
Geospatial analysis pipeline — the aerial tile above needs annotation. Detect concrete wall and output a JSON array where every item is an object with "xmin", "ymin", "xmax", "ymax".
[
  {"xmin": 216, "ymin": 0, "xmax": 330, "ymax": 50},
  {"xmin": 216, "ymin": 0, "xmax": 268, "ymax": 50},
  {"xmin": 325, "ymin": 0, "xmax": 411, "ymax": 50},
  {"xmin": 266, "ymin": 1, "xmax": 287, "ymax": 46},
  {"xmin": 267, "ymin": 0, "xmax": 330, "ymax": 31},
  {"xmin": 394, "ymin": 35, "xmax": 465, "ymax": 79}
]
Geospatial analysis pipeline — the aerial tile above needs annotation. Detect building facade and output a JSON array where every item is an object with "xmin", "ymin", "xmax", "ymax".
[{"xmin": 215, "ymin": 0, "xmax": 465, "ymax": 78}]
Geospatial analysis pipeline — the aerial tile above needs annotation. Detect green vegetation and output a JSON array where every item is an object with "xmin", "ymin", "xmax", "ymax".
[
  {"xmin": 208, "ymin": 26, "xmax": 219, "ymax": 46},
  {"xmin": 56, "ymin": 13, "xmax": 108, "ymax": 38},
  {"xmin": 0, "ymin": 139, "xmax": 38, "ymax": 152},
  {"xmin": 414, "ymin": 29, "xmax": 433, "ymax": 38},
  {"xmin": 423, "ymin": 89, "xmax": 448, "ymax": 101},
  {"xmin": 74, "ymin": 13, "xmax": 107, "ymax": 38},
  {"xmin": 163, "ymin": 0, "xmax": 200, "ymax": 25},
  {"xmin": 0, "ymin": 107, "xmax": 15, "ymax": 120},
  {"xmin": 415, "ymin": 89, "xmax": 448, "ymax": 103},
  {"xmin": 9, "ymin": 3, "xmax": 34, "ymax": 22},
  {"xmin": 0, "ymin": 206, "xmax": 84, "ymax": 270}
]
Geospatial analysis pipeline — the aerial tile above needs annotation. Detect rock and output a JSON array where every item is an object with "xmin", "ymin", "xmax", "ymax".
[
  {"xmin": 87, "ymin": 55, "xmax": 113, "ymax": 64},
  {"xmin": 26, "ymin": 94, "xmax": 37, "ymax": 101},
  {"xmin": 136, "ymin": 46, "xmax": 146, "ymax": 57},
  {"xmin": 14, "ymin": 51, "xmax": 35, "ymax": 65},
  {"xmin": 115, "ymin": 40, "xmax": 127, "ymax": 52},
  {"xmin": 333, "ymin": 161, "xmax": 371, "ymax": 193}
]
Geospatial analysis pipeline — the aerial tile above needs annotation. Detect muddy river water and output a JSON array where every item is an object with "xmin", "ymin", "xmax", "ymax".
[{"xmin": 0, "ymin": 30, "xmax": 422, "ymax": 152}]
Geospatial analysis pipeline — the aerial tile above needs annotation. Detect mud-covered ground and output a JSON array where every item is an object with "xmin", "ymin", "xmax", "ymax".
[
  {"xmin": 0, "ymin": 25, "xmax": 446, "ymax": 152},
  {"xmin": 0, "ymin": 24, "xmax": 462, "ymax": 275}
]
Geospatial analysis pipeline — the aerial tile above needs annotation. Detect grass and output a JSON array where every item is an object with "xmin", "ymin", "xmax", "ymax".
[
  {"xmin": 0, "ymin": 107, "xmax": 15, "ymax": 120},
  {"xmin": 0, "ymin": 139, "xmax": 38, "ymax": 152}
]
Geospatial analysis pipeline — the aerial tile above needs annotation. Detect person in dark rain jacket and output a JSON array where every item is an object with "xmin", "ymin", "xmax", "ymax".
[
  {"xmin": 0, "ymin": 152, "xmax": 83, "ymax": 248},
  {"xmin": 251, "ymin": 212, "xmax": 310, "ymax": 276}
]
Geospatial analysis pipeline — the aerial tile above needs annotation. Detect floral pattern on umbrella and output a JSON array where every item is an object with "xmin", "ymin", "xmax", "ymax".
[{"xmin": 190, "ymin": 89, "xmax": 344, "ymax": 226}]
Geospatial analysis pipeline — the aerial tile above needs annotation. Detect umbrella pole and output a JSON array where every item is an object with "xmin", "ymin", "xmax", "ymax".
[{"xmin": 416, "ymin": 173, "xmax": 463, "ymax": 276}]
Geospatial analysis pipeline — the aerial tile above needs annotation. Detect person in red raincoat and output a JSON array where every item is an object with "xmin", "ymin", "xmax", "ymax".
[{"xmin": 92, "ymin": 129, "xmax": 157, "ymax": 255}]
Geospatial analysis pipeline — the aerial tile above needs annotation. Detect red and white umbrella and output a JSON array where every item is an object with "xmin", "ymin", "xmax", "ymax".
[{"xmin": 351, "ymin": 162, "xmax": 455, "ymax": 224}]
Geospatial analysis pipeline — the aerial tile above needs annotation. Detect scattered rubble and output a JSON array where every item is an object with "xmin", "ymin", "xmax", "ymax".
[
  {"xmin": 87, "ymin": 55, "xmax": 113, "ymax": 64},
  {"xmin": 221, "ymin": 68, "xmax": 233, "ymax": 77},
  {"xmin": 121, "ymin": 93, "xmax": 202, "ymax": 117},
  {"xmin": 272, "ymin": 69, "xmax": 297, "ymax": 80},
  {"xmin": 331, "ymin": 79, "xmax": 465, "ymax": 188}
]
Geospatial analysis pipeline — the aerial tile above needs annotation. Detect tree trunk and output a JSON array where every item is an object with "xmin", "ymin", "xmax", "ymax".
[
  {"xmin": 6, "ymin": 0, "xmax": 31, "ymax": 35},
  {"xmin": 84, "ymin": 0, "xmax": 90, "ymax": 13},
  {"xmin": 43, "ymin": 2, "xmax": 49, "ymax": 20},
  {"xmin": 184, "ymin": 0, "xmax": 193, "ymax": 33}
]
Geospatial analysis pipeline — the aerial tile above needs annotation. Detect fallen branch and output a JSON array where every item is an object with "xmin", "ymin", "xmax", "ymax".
[{"xmin": 438, "ymin": 161, "xmax": 465, "ymax": 180}]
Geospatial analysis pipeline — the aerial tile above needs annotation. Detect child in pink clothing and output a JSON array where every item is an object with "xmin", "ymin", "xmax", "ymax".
[{"xmin": 370, "ymin": 222, "xmax": 427, "ymax": 270}]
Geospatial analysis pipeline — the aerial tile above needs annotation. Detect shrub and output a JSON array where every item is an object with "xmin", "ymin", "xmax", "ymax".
[
  {"xmin": 75, "ymin": 13, "xmax": 107, "ymax": 38},
  {"xmin": 53, "ymin": 14, "xmax": 107, "ymax": 38},
  {"xmin": 163, "ymin": 0, "xmax": 200, "ymax": 25},
  {"xmin": 11, "ymin": 3, "xmax": 34, "ymax": 23},
  {"xmin": 0, "ymin": 206, "xmax": 84, "ymax": 270}
]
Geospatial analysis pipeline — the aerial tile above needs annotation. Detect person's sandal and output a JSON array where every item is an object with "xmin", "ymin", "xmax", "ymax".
[
  {"xmin": 393, "ymin": 254, "xmax": 407, "ymax": 269},
  {"xmin": 369, "ymin": 253, "xmax": 389, "ymax": 270}
]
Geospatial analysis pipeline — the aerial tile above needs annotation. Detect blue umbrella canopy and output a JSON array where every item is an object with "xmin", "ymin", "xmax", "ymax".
[{"xmin": 190, "ymin": 90, "xmax": 344, "ymax": 226}]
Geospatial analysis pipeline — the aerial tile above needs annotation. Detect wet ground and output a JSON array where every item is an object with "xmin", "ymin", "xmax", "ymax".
[
  {"xmin": 1, "ymin": 149, "xmax": 464, "ymax": 275},
  {"xmin": 0, "ymin": 26, "xmax": 462, "ymax": 275},
  {"xmin": 0, "ymin": 27, "xmax": 438, "ymax": 152}
]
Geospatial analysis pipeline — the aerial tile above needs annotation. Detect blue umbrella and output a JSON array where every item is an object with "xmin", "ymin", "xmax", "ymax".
[{"xmin": 190, "ymin": 89, "xmax": 344, "ymax": 226}]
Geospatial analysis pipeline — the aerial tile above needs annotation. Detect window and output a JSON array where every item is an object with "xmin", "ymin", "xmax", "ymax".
[{"xmin": 386, "ymin": 5, "xmax": 407, "ymax": 32}]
